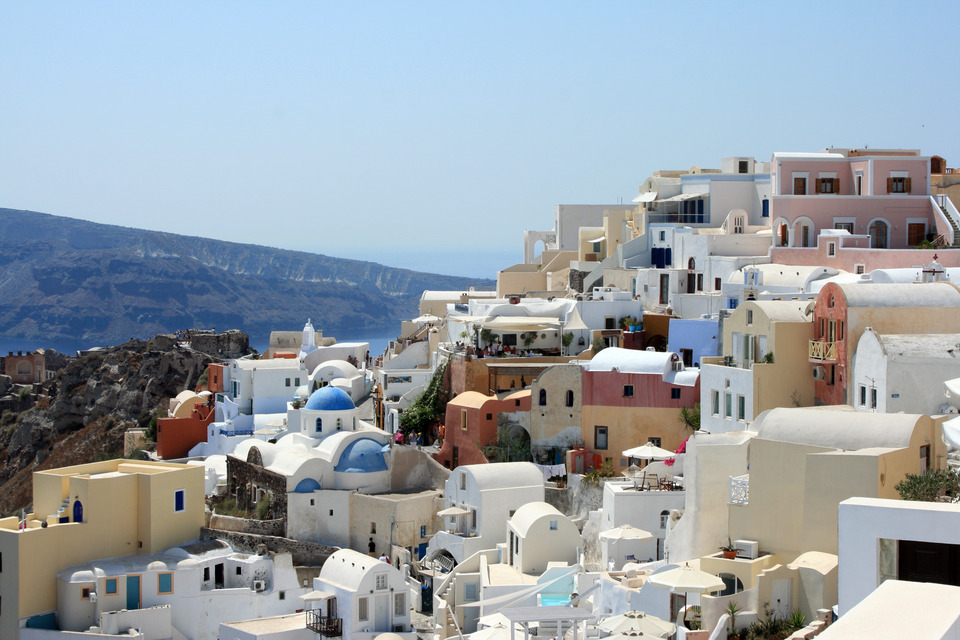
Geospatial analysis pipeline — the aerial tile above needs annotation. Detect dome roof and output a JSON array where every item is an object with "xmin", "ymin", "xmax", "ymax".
[
  {"xmin": 334, "ymin": 437, "xmax": 389, "ymax": 473},
  {"xmin": 305, "ymin": 386, "xmax": 355, "ymax": 411}
]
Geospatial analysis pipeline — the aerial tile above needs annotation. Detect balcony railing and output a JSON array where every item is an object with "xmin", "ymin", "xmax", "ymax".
[
  {"xmin": 306, "ymin": 611, "xmax": 342, "ymax": 637},
  {"xmin": 729, "ymin": 474, "xmax": 749, "ymax": 505},
  {"xmin": 808, "ymin": 340, "xmax": 837, "ymax": 362}
]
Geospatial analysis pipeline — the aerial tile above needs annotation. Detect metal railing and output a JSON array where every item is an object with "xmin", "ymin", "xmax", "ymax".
[
  {"xmin": 729, "ymin": 474, "xmax": 750, "ymax": 505},
  {"xmin": 808, "ymin": 340, "xmax": 837, "ymax": 361},
  {"xmin": 306, "ymin": 611, "xmax": 342, "ymax": 637}
]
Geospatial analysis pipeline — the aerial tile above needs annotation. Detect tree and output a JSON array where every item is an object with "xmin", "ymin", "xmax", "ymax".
[
  {"xmin": 400, "ymin": 360, "xmax": 449, "ymax": 437},
  {"xmin": 679, "ymin": 403, "xmax": 700, "ymax": 431},
  {"xmin": 896, "ymin": 467, "xmax": 960, "ymax": 503},
  {"xmin": 562, "ymin": 332, "xmax": 574, "ymax": 355},
  {"xmin": 592, "ymin": 336, "xmax": 607, "ymax": 353}
]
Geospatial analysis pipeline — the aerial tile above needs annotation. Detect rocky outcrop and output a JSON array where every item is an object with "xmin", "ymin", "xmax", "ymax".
[{"xmin": 0, "ymin": 334, "xmax": 241, "ymax": 516}]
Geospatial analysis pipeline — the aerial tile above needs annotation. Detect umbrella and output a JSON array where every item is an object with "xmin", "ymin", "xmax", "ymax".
[
  {"xmin": 597, "ymin": 610, "xmax": 676, "ymax": 638},
  {"xmin": 647, "ymin": 563, "xmax": 725, "ymax": 622},
  {"xmin": 437, "ymin": 506, "xmax": 470, "ymax": 517},
  {"xmin": 622, "ymin": 443, "xmax": 675, "ymax": 460},
  {"xmin": 621, "ymin": 463, "xmax": 642, "ymax": 478},
  {"xmin": 598, "ymin": 525, "xmax": 654, "ymax": 542},
  {"xmin": 414, "ymin": 314, "xmax": 441, "ymax": 323}
]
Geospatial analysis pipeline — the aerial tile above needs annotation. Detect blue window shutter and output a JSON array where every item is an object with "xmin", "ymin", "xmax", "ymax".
[
  {"xmin": 175, "ymin": 490, "xmax": 185, "ymax": 512},
  {"xmin": 762, "ymin": 199, "xmax": 769, "ymax": 218},
  {"xmin": 665, "ymin": 248, "xmax": 672, "ymax": 267}
]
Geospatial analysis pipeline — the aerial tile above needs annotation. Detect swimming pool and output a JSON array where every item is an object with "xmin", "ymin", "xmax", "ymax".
[{"xmin": 539, "ymin": 594, "xmax": 571, "ymax": 606}]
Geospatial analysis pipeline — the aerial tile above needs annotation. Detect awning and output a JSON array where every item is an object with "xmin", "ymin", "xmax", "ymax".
[
  {"xmin": 562, "ymin": 307, "xmax": 589, "ymax": 332},
  {"xmin": 659, "ymin": 192, "xmax": 707, "ymax": 203},
  {"xmin": 585, "ymin": 235, "xmax": 606, "ymax": 243},
  {"xmin": 943, "ymin": 415, "xmax": 960, "ymax": 448},
  {"xmin": 479, "ymin": 316, "xmax": 562, "ymax": 331},
  {"xmin": 299, "ymin": 590, "xmax": 335, "ymax": 601},
  {"xmin": 438, "ymin": 506, "xmax": 470, "ymax": 517},
  {"xmin": 633, "ymin": 191, "xmax": 658, "ymax": 203}
]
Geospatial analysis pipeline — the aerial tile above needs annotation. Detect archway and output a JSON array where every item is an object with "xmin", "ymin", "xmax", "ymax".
[{"xmin": 869, "ymin": 219, "xmax": 889, "ymax": 248}]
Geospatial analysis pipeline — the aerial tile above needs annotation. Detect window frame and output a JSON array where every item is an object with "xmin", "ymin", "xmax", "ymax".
[
  {"xmin": 594, "ymin": 426, "xmax": 608, "ymax": 450},
  {"xmin": 105, "ymin": 577, "xmax": 119, "ymax": 595},
  {"xmin": 174, "ymin": 489, "xmax": 186, "ymax": 513},
  {"xmin": 157, "ymin": 572, "xmax": 174, "ymax": 595},
  {"xmin": 623, "ymin": 385, "xmax": 634, "ymax": 398}
]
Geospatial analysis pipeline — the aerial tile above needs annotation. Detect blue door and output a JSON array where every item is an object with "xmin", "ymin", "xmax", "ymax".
[
  {"xmin": 126, "ymin": 575, "xmax": 140, "ymax": 610},
  {"xmin": 72, "ymin": 500, "xmax": 83, "ymax": 523},
  {"xmin": 418, "ymin": 543, "xmax": 428, "ymax": 560}
]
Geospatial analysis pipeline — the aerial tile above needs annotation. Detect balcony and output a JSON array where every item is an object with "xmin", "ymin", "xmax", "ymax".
[
  {"xmin": 306, "ymin": 611, "xmax": 342, "ymax": 637},
  {"xmin": 728, "ymin": 474, "xmax": 749, "ymax": 505},
  {"xmin": 808, "ymin": 340, "xmax": 837, "ymax": 362}
]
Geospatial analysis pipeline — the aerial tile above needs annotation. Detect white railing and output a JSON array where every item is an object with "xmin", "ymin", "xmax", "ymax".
[
  {"xmin": 729, "ymin": 474, "xmax": 749, "ymax": 505},
  {"xmin": 931, "ymin": 195, "xmax": 956, "ymax": 246}
]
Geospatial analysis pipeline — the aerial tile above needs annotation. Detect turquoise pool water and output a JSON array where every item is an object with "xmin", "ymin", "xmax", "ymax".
[{"xmin": 539, "ymin": 594, "xmax": 570, "ymax": 606}]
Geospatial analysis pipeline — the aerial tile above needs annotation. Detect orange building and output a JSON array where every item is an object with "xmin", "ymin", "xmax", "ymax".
[
  {"xmin": 435, "ymin": 389, "xmax": 531, "ymax": 469},
  {"xmin": 156, "ymin": 401, "xmax": 215, "ymax": 459}
]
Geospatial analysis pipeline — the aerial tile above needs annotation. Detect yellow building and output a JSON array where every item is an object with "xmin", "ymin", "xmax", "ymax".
[
  {"xmin": 0, "ymin": 459, "xmax": 204, "ymax": 638},
  {"xmin": 700, "ymin": 300, "xmax": 814, "ymax": 432}
]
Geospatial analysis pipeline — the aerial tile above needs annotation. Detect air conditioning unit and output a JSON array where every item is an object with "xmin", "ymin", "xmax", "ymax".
[
  {"xmin": 734, "ymin": 540, "xmax": 759, "ymax": 560},
  {"xmin": 253, "ymin": 580, "xmax": 266, "ymax": 592},
  {"xmin": 812, "ymin": 366, "xmax": 826, "ymax": 381}
]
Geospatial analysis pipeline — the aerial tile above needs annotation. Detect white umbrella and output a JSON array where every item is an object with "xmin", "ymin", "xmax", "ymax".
[
  {"xmin": 597, "ymin": 610, "xmax": 676, "ymax": 637},
  {"xmin": 647, "ymin": 563, "xmax": 725, "ymax": 622},
  {"xmin": 598, "ymin": 525, "xmax": 654, "ymax": 542},
  {"xmin": 414, "ymin": 314, "xmax": 441, "ymax": 323},
  {"xmin": 622, "ymin": 443, "xmax": 675, "ymax": 460},
  {"xmin": 437, "ymin": 506, "xmax": 470, "ymax": 517}
]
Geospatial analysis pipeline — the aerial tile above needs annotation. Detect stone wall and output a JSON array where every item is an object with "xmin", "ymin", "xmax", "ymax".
[
  {"xmin": 227, "ymin": 450, "xmax": 288, "ymax": 522},
  {"xmin": 206, "ymin": 511, "xmax": 285, "ymax": 537},
  {"xmin": 569, "ymin": 269, "xmax": 587, "ymax": 294},
  {"xmin": 390, "ymin": 446, "xmax": 450, "ymax": 492},
  {"xmin": 189, "ymin": 329, "xmax": 251, "ymax": 359},
  {"xmin": 200, "ymin": 527, "xmax": 338, "ymax": 567}
]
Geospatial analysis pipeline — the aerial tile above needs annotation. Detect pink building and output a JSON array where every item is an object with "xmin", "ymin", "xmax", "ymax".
[{"xmin": 769, "ymin": 149, "xmax": 960, "ymax": 271}]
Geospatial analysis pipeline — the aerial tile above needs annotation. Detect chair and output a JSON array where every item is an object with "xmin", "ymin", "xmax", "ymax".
[{"xmin": 641, "ymin": 473, "xmax": 659, "ymax": 490}]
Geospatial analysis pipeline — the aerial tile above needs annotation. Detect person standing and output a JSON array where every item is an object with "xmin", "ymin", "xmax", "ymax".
[{"xmin": 368, "ymin": 537, "xmax": 376, "ymax": 556}]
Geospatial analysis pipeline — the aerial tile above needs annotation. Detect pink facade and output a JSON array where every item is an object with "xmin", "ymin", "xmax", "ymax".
[
  {"xmin": 770, "ymin": 152, "xmax": 944, "ymax": 251},
  {"xmin": 771, "ymin": 236, "xmax": 960, "ymax": 273},
  {"xmin": 582, "ymin": 370, "xmax": 698, "ymax": 407}
]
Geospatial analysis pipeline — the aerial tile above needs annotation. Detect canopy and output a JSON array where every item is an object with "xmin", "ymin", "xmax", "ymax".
[
  {"xmin": 944, "ymin": 377, "xmax": 960, "ymax": 399},
  {"xmin": 622, "ymin": 442, "xmax": 676, "ymax": 460},
  {"xmin": 647, "ymin": 564, "xmax": 725, "ymax": 594},
  {"xmin": 943, "ymin": 415, "xmax": 960, "ymax": 448},
  {"xmin": 598, "ymin": 611, "xmax": 676, "ymax": 637},
  {"xmin": 438, "ymin": 506, "xmax": 471, "ymax": 517},
  {"xmin": 633, "ymin": 191, "xmax": 658, "ymax": 203},
  {"xmin": 413, "ymin": 314, "xmax": 441, "ymax": 323},
  {"xmin": 585, "ymin": 235, "xmax": 606, "ymax": 243},
  {"xmin": 563, "ymin": 307, "xmax": 589, "ymax": 332},
  {"xmin": 659, "ymin": 192, "xmax": 707, "ymax": 203},
  {"xmin": 480, "ymin": 316, "xmax": 562, "ymax": 331},
  {"xmin": 599, "ymin": 525, "xmax": 654, "ymax": 542},
  {"xmin": 299, "ymin": 590, "xmax": 335, "ymax": 601}
]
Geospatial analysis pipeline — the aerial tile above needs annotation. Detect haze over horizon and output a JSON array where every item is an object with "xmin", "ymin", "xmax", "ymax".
[{"xmin": 3, "ymin": 2, "xmax": 959, "ymax": 278}]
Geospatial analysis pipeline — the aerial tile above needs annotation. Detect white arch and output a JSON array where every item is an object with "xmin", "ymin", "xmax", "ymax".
[
  {"xmin": 791, "ymin": 216, "xmax": 816, "ymax": 248},
  {"xmin": 866, "ymin": 217, "xmax": 891, "ymax": 248}
]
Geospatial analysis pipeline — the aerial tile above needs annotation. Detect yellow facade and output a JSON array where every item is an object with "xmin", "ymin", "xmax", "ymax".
[{"xmin": 0, "ymin": 459, "xmax": 204, "ymax": 637}]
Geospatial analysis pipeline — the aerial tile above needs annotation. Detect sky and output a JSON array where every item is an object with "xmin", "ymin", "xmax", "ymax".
[{"xmin": 3, "ymin": 1, "xmax": 959, "ymax": 279}]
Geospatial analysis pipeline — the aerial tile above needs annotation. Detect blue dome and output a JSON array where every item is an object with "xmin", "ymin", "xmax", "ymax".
[
  {"xmin": 334, "ymin": 438, "xmax": 389, "ymax": 473},
  {"xmin": 304, "ymin": 386, "xmax": 355, "ymax": 411}
]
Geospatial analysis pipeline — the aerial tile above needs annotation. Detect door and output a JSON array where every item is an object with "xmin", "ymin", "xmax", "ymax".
[
  {"xmin": 686, "ymin": 273, "xmax": 696, "ymax": 293},
  {"xmin": 659, "ymin": 274, "xmax": 670, "ymax": 305},
  {"xmin": 375, "ymin": 594, "xmax": 389, "ymax": 630},
  {"xmin": 899, "ymin": 540, "xmax": 960, "ymax": 585},
  {"xmin": 771, "ymin": 578, "xmax": 791, "ymax": 619},
  {"xmin": 452, "ymin": 446, "xmax": 459, "ymax": 468},
  {"xmin": 215, "ymin": 563, "xmax": 224, "ymax": 588},
  {"xmin": 126, "ymin": 575, "xmax": 141, "ymax": 610},
  {"xmin": 73, "ymin": 500, "xmax": 83, "ymax": 523}
]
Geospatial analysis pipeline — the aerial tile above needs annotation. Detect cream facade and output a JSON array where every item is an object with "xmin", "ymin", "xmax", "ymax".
[
  {"xmin": 0, "ymin": 459, "xmax": 204, "ymax": 639},
  {"xmin": 528, "ymin": 364, "xmax": 583, "ymax": 461}
]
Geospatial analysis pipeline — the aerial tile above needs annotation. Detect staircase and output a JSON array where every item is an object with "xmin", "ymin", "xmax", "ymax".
[{"xmin": 935, "ymin": 196, "xmax": 960, "ymax": 247}]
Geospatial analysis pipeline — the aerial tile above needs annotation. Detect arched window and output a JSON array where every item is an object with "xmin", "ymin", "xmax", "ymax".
[
  {"xmin": 565, "ymin": 390, "xmax": 574, "ymax": 407},
  {"xmin": 336, "ymin": 417, "xmax": 342, "ymax": 430},
  {"xmin": 539, "ymin": 389, "xmax": 547, "ymax": 406},
  {"xmin": 718, "ymin": 572, "xmax": 744, "ymax": 596},
  {"xmin": 660, "ymin": 510, "xmax": 669, "ymax": 529},
  {"xmin": 315, "ymin": 417, "xmax": 322, "ymax": 433},
  {"xmin": 688, "ymin": 257, "xmax": 696, "ymax": 270}
]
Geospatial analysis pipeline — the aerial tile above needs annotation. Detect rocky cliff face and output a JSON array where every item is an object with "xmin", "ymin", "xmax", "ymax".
[
  {"xmin": 0, "ymin": 208, "xmax": 494, "ymax": 344},
  {"xmin": 0, "ymin": 337, "xmax": 226, "ymax": 516}
]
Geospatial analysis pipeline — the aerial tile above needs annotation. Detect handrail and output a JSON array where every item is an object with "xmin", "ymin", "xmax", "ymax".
[{"xmin": 930, "ymin": 195, "xmax": 956, "ymax": 246}]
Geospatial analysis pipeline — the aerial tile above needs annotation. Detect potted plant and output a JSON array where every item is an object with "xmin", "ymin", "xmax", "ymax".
[
  {"xmin": 726, "ymin": 601, "xmax": 742, "ymax": 639},
  {"xmin": 719, "ymin": 538, "xmax": 738, "ymax": 559}
]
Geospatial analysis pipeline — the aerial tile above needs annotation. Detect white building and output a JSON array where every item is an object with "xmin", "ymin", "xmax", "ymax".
[
  {"xmin": 600, "ymin": 480, "xmax": 685, "ymax": 563},
  {"xmin": 310, "ymin": 549, "xmax": 415, "ymax": 640},
  {"xmin": 426, "ymin": 462, "xmax": 545, "ymax": 566},
  {"xmin": 852, "ymin": 330, "xmax": 960, "ymax": 415},
  {"xmin": 56, "ymin": 540, "xmax": 307, "ymax": 640},
  {"xmin": 506, "ymin": 502, "xmax": 581, "ymax": 575}
]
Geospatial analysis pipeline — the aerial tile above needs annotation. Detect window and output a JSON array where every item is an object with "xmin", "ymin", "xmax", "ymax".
[
  {"xmin": 329, "ymin": 509, "xmax": 334, "ymax": 516},
  {"xmin": 605, "ymin": 317, "xmax": 616, "ymax": 330},
  {"xmin": 761, "ymin": 199, "xmax": 769, "ymax": 218},
  {"xmin": 835, "ymin": 222, "xmax": 854, "ymax": 233},
  {"xmin": 648, "ymin": 437, "xmax": 662, "ymax": 447},
  {"xmin": 358, "ymin": 596, "xmax": 369, "ymax": 621},
  {"xmin": 420, "ymin": 525, "xmax": 427, "ymax": 538},
  {"xmin": 539, "ymin": 389, "xmax": 547, "ymax": 406},
  {"xmin": 746, "ymin": 309, "xmax": 753, "ymax": 326},
  {"xmin": 725, "ymin": 393, "xmax": 732, "ymax": 418},
  {"xmin": 860, "ymin": 385, "xmax": 867, "ymax": 406},
  {"xmin": 712, "ymin": 390, "xmax": 720, "ymax": 416},
  {"xmin": 460, "ymin": 472, "xmax": 466, "ymax": 490},
  {"xmin": 285, "ymin": 378, "xmax": 291, "ymax": 387},
  {"xmin": 102, "ymin": 577, "xmax": 118, "ymax": 595},
  {"xmin": 660, "ymin": 510, "xmax": 670, "ymax": 529},
  {"xmin": 461, "ymin": 409, "xmax": 468, "ymax": 430},
  {"xmin": 855, "ymin": 264, "xmax": 866, "ymax": 275},
  {"xmin": 158, "ymin": 573, "xmax": 173, "ymax": 595},
  {"xmin": 659, "ymin": 230, "xmax": 666, "ymax": 242},
  {"xmin": 623, "ymin": 385, "xmax": 634, "ymax": 398},
  {"xmin": 715, "ymin": 277, "xmax": 722, "ymax": 291},
  {"xmin": 871, "ymin": 388, "xmax": 878, "ymax": 409},
  {"xmin": 375, "ymin": 574, "xmax": 388, "ymax": 590},
  {"xmin": 738, "ymin": 160, "xmax": 749, "ymax": 174},
  {"xmin": 81, "ymin": 587, "xmax": 91, "ymax": 599},
  {"xmin": 316, "ymin": 417, "xmax": 322, "ymax": 433},
  {"xmin": 888, "ymin": 177, "xmax": 910, "ymax": 193},
  {"xmin": 279, "ymin": 590, "xmax": 285, "ymax": 600},
  {"xmin": 370, "ymin": 522, "xmax": 377, "ymax": 534},
  {"xmin": 737, "ymin": 395, "xmax": 745, "ymax": 421},
  {"xmin": 908, "ymin": 223, "xmax": 926, "ymax": 246},
  {"xmin": 671, "ymin": 388, "xmax": 681, "ymax": 399},
  {"xmin": 236, "ymin": 567, "xmax": 243, "ymax": 576},
  {"xmin": 394, "ymin": 592, "xmax": 406, "ymax": 616},
  {"xmin": 793, "ymin": 177, "xmax": 807, "ymax": 195},
  {"xmin": 869, "ymin": 221, "xmax": 888, "ymax": 248},
  {"xmin": 203, "ymin": 567, "xmax": 210, "ymax": 582},
  {"xmin": 595, "ymin": 426, "xmax": 608, "ymax": 450},
  {"xmin": 464, "ymin": 583, "xmax": 479, "ymax": 602},
  {"xmin": 336, "ymin": 417, "xmax": 342, "ymax": 430},
  {"xmin": 816, "ymin": 178, "xmax": 836, "ymax": 194},
  {"xmin": 294, "ymin": 377, "xmax": 300, "ymax": 386},
  {"xmin": 565, "ymin": 390, "xmax": 574, "ymax": 407},
  {"xmin": 549, "ymin": 520, "xmax": 558, "ymax": 530},
  {"xmin": 174, "ymin": 489, "xmax": 185, "ymax": 513}
]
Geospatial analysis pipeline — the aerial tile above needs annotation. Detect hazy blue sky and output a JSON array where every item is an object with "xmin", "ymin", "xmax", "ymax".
[{"xmin": 3, "ymin": 2, "xmax": 958, "ymax": 278}]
